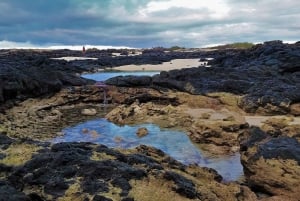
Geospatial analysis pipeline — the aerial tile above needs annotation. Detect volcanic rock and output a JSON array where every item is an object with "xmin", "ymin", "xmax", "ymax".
[
  {"xmin": 0, "ymin": 136, "xmax": 258, "ymax": 200},
  {"xmin": 239, "ymin": 127, "xmax": 300, "ymax": 198},
  {"xmin": 136, "ymin": 127, "xmax": 149, "ymax": 138},
  {"xmin": 81, "ymin": 108, "xmax": 97, "ymax": 116}
]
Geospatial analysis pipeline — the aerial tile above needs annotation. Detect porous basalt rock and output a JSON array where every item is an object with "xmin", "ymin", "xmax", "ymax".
[
  {"xmin": 0, "ymin": 136, "xmax": 258, "ymax": 201},
  {"xmin": 136, "ymin": 127, "xmax": 149, "ymax": 138},
  {"xmin": 239, "ymin": 127, "xmax": 300, "ymax": 199},
  {"xmin": 105, "ymin": 41, "xmax": 300, "ymax": 115}
]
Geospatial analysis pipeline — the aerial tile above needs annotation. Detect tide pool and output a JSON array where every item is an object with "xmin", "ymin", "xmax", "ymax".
[
  {"xmin": 53, "ymin": 118, "xmax": 243, "ymax": 182},
  {"xmin": 81, "ymin": 71, "xmax": 160, "ymax": 81}
]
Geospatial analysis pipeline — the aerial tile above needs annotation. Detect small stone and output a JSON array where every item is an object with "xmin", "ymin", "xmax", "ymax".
[
  {"xmin": 136, "ymin": 127, "xmax": 148, "ymax": 138},
  {"xmin": 90, "ymin": 130, "xmax": 100, "ymax": 138},
  {"xmin": 114, "ymin": 136, "xmax": 123, "ymax": 143},
  {"xmin": 200, "ymin": 113, "xmax": 211, "ymax": 119},
  {"xmin": 290, "ymin": 103, "xmax": 300, "ymax": 116},
  {"xmin": 81, "ymin": 108, "xmax": 97, "ymax": 116}
]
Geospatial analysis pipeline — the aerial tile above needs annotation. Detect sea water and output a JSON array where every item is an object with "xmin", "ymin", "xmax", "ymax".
[{"xmin": 81, "ymin": 71, "xmax": 160, "ymax": 81}]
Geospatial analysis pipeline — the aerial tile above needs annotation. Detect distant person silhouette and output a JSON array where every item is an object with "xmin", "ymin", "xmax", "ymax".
[{"xmin": 82, "ymin": 46, "xmax": 86, "ymax": 56}]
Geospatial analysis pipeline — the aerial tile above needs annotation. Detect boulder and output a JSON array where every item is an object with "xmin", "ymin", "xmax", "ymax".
[
  {"xmin": 81, "ymin": 108, "xmax": 97, "ymax": 116},
  {"xmin": 136, "ymin": 127, "xmax": 148, "ymax": 138},
  {"xmin": 239, "ymin": 127, "xmax": 300, "ymax": 198},
  {"xmin": 105, "ymin": 76, "xmax": 152, "ymax": 87}
]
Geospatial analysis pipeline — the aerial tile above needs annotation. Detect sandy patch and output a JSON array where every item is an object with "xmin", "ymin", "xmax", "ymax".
[
  {"xmin": 52, "ymin": 56, "xmax": 98, "ymax": 61},
  {"xmin": 185, "ymin": 107, "xmax": 246, "ymax": 123},
  {"xmin": 108, "ymin": 59, "xmax": 208, "ymax": 71}
]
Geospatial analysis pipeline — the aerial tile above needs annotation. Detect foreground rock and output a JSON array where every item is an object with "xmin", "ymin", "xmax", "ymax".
[
  {"xmin": 0, "ymin": 135, "xmax": 258, "ymax": 201},
  {"xmin": 239, "ymin": 127, "xmax": 300, "ymax": 199}
]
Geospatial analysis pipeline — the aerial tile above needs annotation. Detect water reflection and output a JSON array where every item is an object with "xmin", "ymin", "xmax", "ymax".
[{"xmin": 53, "ymin": 118, "xmax": 243, "ymax": 181}]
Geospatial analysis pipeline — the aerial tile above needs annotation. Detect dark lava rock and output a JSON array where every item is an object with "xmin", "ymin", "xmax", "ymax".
[
  {"xmin": 0, "ymin": 134, "xmax": 14, "ymax": 150},
  {"xmin": 105, "ymin": 75, "xmax": 152, "ymax": 87},
  {"xmin": 0, "ymin": 48, "xmax": 206, "ymax": 110},
  {"xmin": 0, "ymin": 181, "xmax": 30, "ymax": 201},
  {"xmin": 256, "ymin": 137, "xmax": 300, "ymax": 163},
  {"xmin": 3, "ymin": 41, "xmax": 299, "ymax": 114},
  {"xmin": 0, "ymin": 136, "xmax": 260, "ymax": 200},
  {"xmin": 7, "ymin": 142, "xmax": 146, "ymax": 199},
  {"xmin": 2, "ymin": 141, "xmax": 203, "ymax": 200},
  {"xmin": 163, "ymin": 171, "xmax": 198, "ymax": 199},
  {"xmin": 92, "ymin": 195, "xmax": 113, "ymax": 201}
]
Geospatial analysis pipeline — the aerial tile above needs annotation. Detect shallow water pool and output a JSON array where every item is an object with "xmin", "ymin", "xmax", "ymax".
[
  {"xmin": 81, "ymin": 71, "xmax": 160, "ymax": 81},
  {"xmin": 53, "ymin": 118, "xmax": 243, "ymax": 181}
]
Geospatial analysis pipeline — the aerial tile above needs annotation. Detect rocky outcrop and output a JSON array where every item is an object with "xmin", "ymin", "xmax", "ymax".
[
  {"xmin": 106, "ymin": 94, "xmax": 248, "ymax": 154},
  {"xmin": 1, "ymin": 42, "xmax": 300, "ymax": 200},
  {"xmin": 105, "ymin": 75, "xmax": 152, "ymax": 87},
  {"xmin": 106, "ymin": 41, "xmax": 300, "ymax": 115},
  {"xmin": 239, "ymin": 127, "xmax": 300, "ymax": 199},
  {"xmin": 0, "ymin": 135, "xmax": 258, "ymax": 201},
  {"xmin": 0, "ymin": 56, "xmax": 93, "ymax": 111},
  {"xmin": 0, "ymin": 85, "xmax": 111, "ymax": 140},
  {"xmin": 2, "ymin": 41, "xmax": 299, "ymax": 115},
  {"xmin": 0, "ymin": 48, "xmax": 211, "ymax": 110},
  {"xmin": 188, "ymin": 119, "xmax": 249, "ymax": 153}
]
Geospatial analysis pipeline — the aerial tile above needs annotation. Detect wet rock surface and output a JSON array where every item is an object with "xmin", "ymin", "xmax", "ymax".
[{"xmin": 105, "ymin": 92, "xmax": 248, "ymax": 154}]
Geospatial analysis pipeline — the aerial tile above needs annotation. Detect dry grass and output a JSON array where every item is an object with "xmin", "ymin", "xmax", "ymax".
[
  {"xmin": 99, "ymin": 183, "xmax": 122, "ymax": 201},
  {"xmin": 207, "ymin": 92, "xmax": 242, "ymax": 110},
  {"xmin": 57, "ymin": 180, "xmax": 90, "ymax": 201},
  {"xmin": 129, "ymin": 176, "xmax": 195, "ymax": 201},
  {"xmin": 176, "ymin": 93, "xmax": 222, "ymax": 109},
  {"xmin": 90, "ymin": 152, "xmax": 116, "ymax": 161},
  {"xmin": 0, "ymin": 143, "xmax": 41, "ymax": 166}
]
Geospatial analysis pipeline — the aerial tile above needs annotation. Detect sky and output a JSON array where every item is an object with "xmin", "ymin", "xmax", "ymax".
[{"xmin": 0, "ymin": 0, "xmax": 299, "ymax": 49}]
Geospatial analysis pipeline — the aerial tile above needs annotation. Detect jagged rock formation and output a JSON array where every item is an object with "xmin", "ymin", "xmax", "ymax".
[
  {"xmin": 106, "ymin": 41, "xmax": 300, "ymax": 115},
  {"xmin": 0, "ymin": 48, "xmax": 209, "ymax": 110},
  {"xmin": 239, "ymin": 127, "xmax": 300, "ymax": 199}
]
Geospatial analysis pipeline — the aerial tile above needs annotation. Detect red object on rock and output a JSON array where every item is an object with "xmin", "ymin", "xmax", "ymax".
[{"xmin": 95, "ymin": 81, "xmax": 108, "ymax": 90}]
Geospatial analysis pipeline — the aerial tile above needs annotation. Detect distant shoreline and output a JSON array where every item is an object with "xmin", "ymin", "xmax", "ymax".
[{"xmin": 53, "ymin": 57, "xmax": 209, "ymax": 71}]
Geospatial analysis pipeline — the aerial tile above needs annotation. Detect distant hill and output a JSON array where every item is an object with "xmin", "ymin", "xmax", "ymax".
[{"xmin": 207, "ymin": 42, "xmax": 255, "ymax": 50}]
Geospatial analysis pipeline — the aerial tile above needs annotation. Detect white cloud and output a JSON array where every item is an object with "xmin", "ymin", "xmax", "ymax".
[
  {"xmin": 0, "ymin": 0, "xmax": 299, "ymax": 48},
  {"xmin": 140, "ymin": 0, "xmax": 230, "ymax": 19}
]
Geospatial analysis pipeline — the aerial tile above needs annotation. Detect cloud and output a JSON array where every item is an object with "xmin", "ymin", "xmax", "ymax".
[{"xmin": 0, "ymin": 0, "xmax": 299, "ymax": 48}]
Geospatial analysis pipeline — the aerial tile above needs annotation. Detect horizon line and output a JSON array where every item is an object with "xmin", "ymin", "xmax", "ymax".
[{"xmin": 0, "ymin": 40, "xmax": 297, "ymax": 50}]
